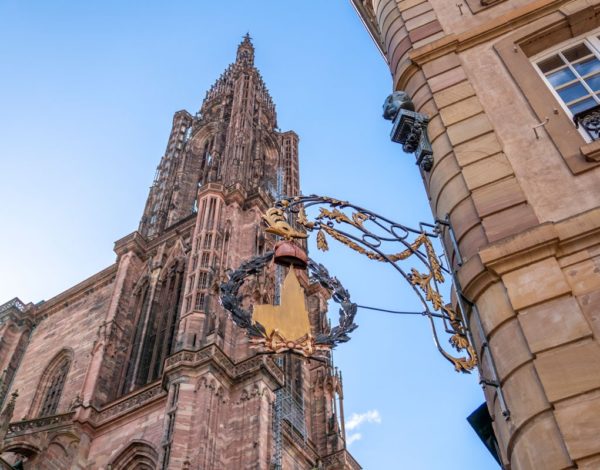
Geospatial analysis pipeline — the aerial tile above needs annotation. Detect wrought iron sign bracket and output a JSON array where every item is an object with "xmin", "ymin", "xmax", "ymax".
[
  {"xmin": 223, "ymin": 196, "xmax": 510, "ymax": 416},
  {"xmin": 383, "ymin": 91, "xmax": 434, "ymax": 171},
  {"xmin": 436, "ymin": 216, "xmax": 511, "ymax": 420},
  {"xmin": 258, "ymin": 195, "xmax": 478, "ymax": 373}
]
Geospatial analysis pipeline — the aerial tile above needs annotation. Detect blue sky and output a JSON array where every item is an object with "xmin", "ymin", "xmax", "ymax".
[{"xmin": 0, "ymin": 1, "xmax": 497, "ymax": 468}]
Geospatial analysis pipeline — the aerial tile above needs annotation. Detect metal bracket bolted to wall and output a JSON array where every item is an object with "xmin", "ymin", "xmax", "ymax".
[
  {"xmin": 383, "ymin": 91, "xmax": 434, "ymax": 171},
  {"xmin": 436, "ymin": 215, "xmax": 511, "ymax": 420}
]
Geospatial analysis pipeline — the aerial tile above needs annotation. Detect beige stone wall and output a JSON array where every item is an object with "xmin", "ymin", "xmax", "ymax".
[
  {"xmin": 476, "ymin": 210, "xmax": 600, "ymax": 467},
  {"xmin": 428, "ymin": 0, "xmax": 536, "ymax": 36},
  {"xmin": 461, "ymin": 38, "xmax": 600, "ymax": 223},
  {"xmin": 354, "ymin": 0, "xmax": 600, "ymax": 467}
]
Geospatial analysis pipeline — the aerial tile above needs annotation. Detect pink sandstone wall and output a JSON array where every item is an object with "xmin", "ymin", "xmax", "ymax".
[{"xmin": 9, "ymin": 280, "xmax": 114, "ymax": 421}]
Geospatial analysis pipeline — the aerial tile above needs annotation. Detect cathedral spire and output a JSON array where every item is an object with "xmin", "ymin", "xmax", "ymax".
[
  {"xmin": 236, "ymin": 32, "xmax": 254, "ymax": 66},
  {"xmin": 139, "ymin": 36, "xmax": 297, "ymax": 240}
]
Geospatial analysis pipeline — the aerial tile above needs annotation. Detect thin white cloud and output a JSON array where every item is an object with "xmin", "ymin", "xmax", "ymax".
[
  {"xmin": 347, "ymin": 432, "xmax": 362, "ymax": 446},
  {"xmin": 346, "ymin": 409, "xmax": 382, "ymax": 431}
]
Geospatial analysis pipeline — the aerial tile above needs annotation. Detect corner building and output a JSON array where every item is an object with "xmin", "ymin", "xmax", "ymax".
[
  {"xmin": 352, "ymin": 0, "xmax": 600, "ymax": 468},
  {"xmin": 0, "ymin": 37, "xmax": 359, "ymax": 470}
]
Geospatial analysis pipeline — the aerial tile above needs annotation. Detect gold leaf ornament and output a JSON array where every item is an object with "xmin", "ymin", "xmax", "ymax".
[
  {"xmin": 317, "ymin": 208, "xmax": 351, "ymax": 225},
  {"xmin": 450, "ymin": 334, "xmax": 470, "ymax": 350},
  {"xmin": 262, "ymin": 207, "xmax": 308, "ymax": 240},
  {"xmin": 450, "ymin": 343, "xmax": 478, "ymax": 372},
  {"xmin": 297, "ymin": 206, "xmax": 315, "ymax": 230},
  {"xmin": 317, "ymin": 230, "xmax": 329, "ymax": 251},
  {"xmin": 352, "ymin": 212, "xmax": 369, "ymax": 227}
]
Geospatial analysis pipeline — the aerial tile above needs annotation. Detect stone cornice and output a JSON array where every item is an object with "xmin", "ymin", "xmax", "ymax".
[
  {"xmin": 457, "ymin": 254, "xmax": 498, "ymax": 301},
  {"xmin": 408, "ymin": 0, "xmax": 570, "ymax": 66},
  {"xmin": 479, "ymin": 223, "xmax": 560, "ymax": 276},
  {"xmin": 0, "ymin": 298, "xmax": 33, "ymax": 328},
  {"xmin": 32, "ymin": 264, "xmax": 118, "ymax": 321},
  {"xmin": 5, "ymin": 383, "xmax": 167, "ymax": 440},
  {"xmin": 322, "ymin": 448, "xmax": 362, "ymax": 470},
  {"xmin": 198, "ymin": 182, "xmax": 226, "ymax": 197},
  {"xmin": 89, "ymin": 382, "xmax": 165, "ymax": 428},
  {"xmin": 163, "ymin": 344, "xmax": 285, "ymax": 388},
  {"xmin": 6, "ymin": 412, "xmax": 75, "ymax": 438},
  {"xmin": 244, "ymin": 187, "xmax": 274, "ymax": 212},
  {"xmin": 349, "ymin": 0, "xmax": 387, "ymax": 63},
  {"xmin": 465, "ymin": 208, "xmax": 600, "ymax": 289},
  {"xmin": 113, "ymin": 231, "xmax": 147, "ymax": 258},
  {"xmin": 224, "ymin": 183, "xmax": 247, "ymax": 206},
  {"xmin": 145, "ymin": 216, "xmax": 196, "ymax": 252},
  {"xmin": 395, "ymin": 61, "xmax": 420, "ymax": 94}
]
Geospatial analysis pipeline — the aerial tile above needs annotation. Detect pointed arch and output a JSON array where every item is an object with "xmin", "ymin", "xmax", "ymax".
[
  {"xmin": 43, "ymin": 431, "xmax": 80, "ymax": 468},
  {"xmin": 29, "ymin": 349, "xmax": 73, "ymax": 418},
  {"xmin": 1, "ymin": 442, "xmax": 40, "ymax": 459},
  {"xmin": 132, "ymin": 272, "xmax": 151, "ymax": 297},
  {"xmin": 119, "ymin": 274, "xmax": 152, "ymax": 396},
  {"xmin": 188, "ymin": 123, "xmax": 220, "ymax": 186},
  {"xmin": 144, "ymin": 254, "xmax": 185, "ymax": 382},
  {"xmin": 120, "ymin": 245, "xmax": 186, "ymax": 395},
  {"xmin": 109, "ymin": 440, "xmax": 158, "ymax": 470},
  {"xmin": 159, "ymin": 239, "xmax": 186, "ymax": 278},
  {"xmin": 261, "ymin": 135, "xmax": 280, "ymax": 191}
]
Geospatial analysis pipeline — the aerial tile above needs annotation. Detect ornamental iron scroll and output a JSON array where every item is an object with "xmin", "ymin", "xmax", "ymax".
[
  {"xmin": 383, "ymin": 91, "xmax": 434, "ymax": 171},
  {"xmin": 573, "ymin": 103, "xmax": 600, "ymax": 140},
  {"xmin": 262, "ymin": 195, "xmax": 478, "ymax": 373},
  {"xmin": 219, "ymin": 251, "xmax": 357, "ymax": 358}
]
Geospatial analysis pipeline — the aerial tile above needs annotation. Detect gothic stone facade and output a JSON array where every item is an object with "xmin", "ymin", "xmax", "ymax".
[
  {"xmin": 0, "ymin": 37, "xmax": 359, "ymax": 470},
  {"xmin": 352, "ymin": 0, "xmax": 600, "ymax": 468}
]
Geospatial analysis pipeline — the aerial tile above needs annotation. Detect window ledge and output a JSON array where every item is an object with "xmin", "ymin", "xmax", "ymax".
[
  {"xmin": 580, "ymin": 140, "xmax": 600, "ymax": 161},
  {"xmin": 465, "ymin": 0, "xmax": 507, "ymax": 14}
]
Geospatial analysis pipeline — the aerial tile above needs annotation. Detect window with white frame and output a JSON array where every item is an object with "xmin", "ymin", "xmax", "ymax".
[{"xmin": 534, "ymin": 34, "xmax": 600, "ymax": 140}]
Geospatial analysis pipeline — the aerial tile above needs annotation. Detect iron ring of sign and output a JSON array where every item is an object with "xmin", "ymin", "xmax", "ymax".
[{"xmin": 219, "ymin": 250, "xmax": 358, "ymax": 349}]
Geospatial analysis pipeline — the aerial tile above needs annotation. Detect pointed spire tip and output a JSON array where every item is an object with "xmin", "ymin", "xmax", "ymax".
[{"xmin": 239, "ymin": 32, "xmax": 254, "ymax": 49}]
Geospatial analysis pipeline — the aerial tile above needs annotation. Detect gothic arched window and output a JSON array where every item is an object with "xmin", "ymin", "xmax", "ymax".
[
  {"xmin": 120, "ymin": 280, "xmax": 151, "ymax": 396},
  {"xmin": 109, "ymin": 440, "xmax": 158, "ymax": 470},
  {"xmin": 120, "ymin": 259, "xmax": 185, "ymax": 395},
  {"xmin": 31, "ymin": 350, "xmax": 72, "ymax": 418}
]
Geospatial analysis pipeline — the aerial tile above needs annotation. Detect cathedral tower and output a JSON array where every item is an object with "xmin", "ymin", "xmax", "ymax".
[{"xmin": 0, "ymin": 37, "xmax": 359, "ymax": 470}]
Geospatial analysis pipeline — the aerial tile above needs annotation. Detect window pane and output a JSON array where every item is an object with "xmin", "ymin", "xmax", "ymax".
[
  {"xmin": 563, "ymin": 43, "xmax": 593, "ymax": 62},
  {"xmin": 546, "ymin": 67, "xmax": 576, "ymax": 87},
  {"xmin": 558, "ymin": 82, "xmax": 589, "ymax": 103},
  {"xmin": 573, "ymin": 57, "xmax": 600, "ymax": 76},
  {"xmin": 585, "ymin": 73, "xmax": 600, "ymax": 92},
  {"xmin": 538, "ymin": 54, "xmax": 564, "ymax": 73},
  {"xmin": 568, "ymin": 97, "xmax": 597, "ymax": 114}
]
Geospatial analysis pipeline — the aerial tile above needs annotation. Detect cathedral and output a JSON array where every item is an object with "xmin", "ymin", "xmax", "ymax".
[{"xmin": 0, "ymin": 36, "xmax": 359, "ymax": 470}]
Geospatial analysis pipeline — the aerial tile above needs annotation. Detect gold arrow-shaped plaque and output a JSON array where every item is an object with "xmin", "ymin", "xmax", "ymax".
[{"xmin": 251, "ymin": 268, "xmax": 318, "ymax": 356}]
